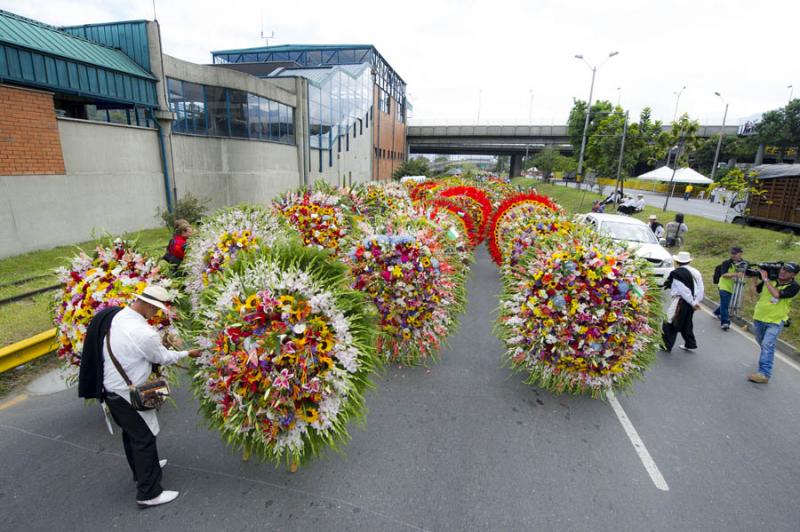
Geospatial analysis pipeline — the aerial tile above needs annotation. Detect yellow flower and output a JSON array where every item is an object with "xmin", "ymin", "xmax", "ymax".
[
  {"xmin": 299, "ymin": 407, "xmax": 319, "ymax": 424},
  {"xmin": 318, "ymin": 356, "xmax": 334, "ymax": 373},
  {"xmin": 244, "ymin": 294, "xmax": 260, "ymax": 311},
  {"xmin": 278, "ymin": 295, "xmax": 295, "ymax": 307}
]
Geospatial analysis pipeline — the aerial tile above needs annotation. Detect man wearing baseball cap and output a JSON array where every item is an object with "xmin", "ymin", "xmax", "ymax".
[
  {"xmin": 712, "ymin": 246, "xmax": 745, "ymax": 330},
  {"xmin": 748, "ymin": 262, "xmax": 799, "ymax": 384},
  {"xmin": 79, "ymin": 285, "xmax": 202, "ymax": 507}
]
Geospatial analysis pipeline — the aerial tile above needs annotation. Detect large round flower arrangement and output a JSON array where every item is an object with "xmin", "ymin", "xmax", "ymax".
[
  {"xmin": 53, "ymin": 239, "xmax": 175, "ymax": 367},
  {"xmin": 182, "ymin": 205, "xmax": 285, "ymax": 308},
  {"xmin": 348, "ymin": 182, "xmax": 414, "ymax": 224},
  {"xmin": 346, "ymin": 219, "xmax": 464, "ymax": 364},
  {"xmin": 488, "ymin": 193, "xmax": 562, "ymax": 265},
  {"xmin": 438, "ymin": 186, "xmax": 493, "ymax": 243},
  {"xmin": 273, "ymin": 189, "xmax": 356, "ymax": 256},
  {"xmin": 496, "ymin": 228, "xmax": 660, "ymax": 397},
  {"xmin": 421, "ymin": 198, "xmax": 478, "ymax": 249},
  {"xmin": 192, "ymin": 244, "xmax": 378, "ymax": 466}
]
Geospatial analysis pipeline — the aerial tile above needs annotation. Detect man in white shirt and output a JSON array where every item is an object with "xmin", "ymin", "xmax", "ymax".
[
  {"xmin": 633, "ymin": 194, "xmax": 646, "ymax": 212},
  {"xmin": 102, "ymin": 286, "xmax": 201, "ymax": 508},
  {"xmin": 661, "ymin": 252, "xmax": 704, "ymax": 352}
]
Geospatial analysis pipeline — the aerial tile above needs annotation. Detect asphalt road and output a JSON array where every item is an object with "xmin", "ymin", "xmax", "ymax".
[
  {"xmin": 559, "ymin": 181, "xmax": 731, "ymax": 222},
  {"xmin": 1, "ymin": 248, "xmax": 799, "ymax": 532}
]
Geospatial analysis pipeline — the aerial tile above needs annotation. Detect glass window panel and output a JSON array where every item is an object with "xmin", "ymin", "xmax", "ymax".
[
  {"xmin": 307, "ymin": 51, "xmax": 322, "ymax": 65},
  {"xmin": 268, "ymin": 100, "xmax": 280, "ymax": 139},
  {"xmin": 286, "ymin": 107, "xmax": 295, "ymax": 144},
  {"xmin": 229, "ymin": 89, "xmax": 248, "ymax": 138},
  {"xmin": 205, "ymin": 86, "xmax": 228, "ymax": 137},
  {"xmin": 278, "ymin": 104, "xmax": 288, "ymax": 142},
  {"xmin": 183, "ymin": 81, "xmax": 205, "ymax": 134},
  {"xmin": 247, "ymin": 93, "xmax": 261, "ymax": 139},
  {"xmin": 259, "ymin": 97, "xmax": 270, "ymax": 139}
]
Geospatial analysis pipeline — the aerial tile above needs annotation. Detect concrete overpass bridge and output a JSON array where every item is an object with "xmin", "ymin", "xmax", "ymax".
[{"xmin": 407, "ymin": 124, "xmax": 739, "ymax": 176}]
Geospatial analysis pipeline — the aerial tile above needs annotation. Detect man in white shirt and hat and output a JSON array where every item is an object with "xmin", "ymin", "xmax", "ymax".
[
  {"xmin": 661, "ymin": 251, "xmax": 704, "ymax": 352},
  {"xmin": 100, "ymin": 286, "xmax": 202, "ymax": 508}
]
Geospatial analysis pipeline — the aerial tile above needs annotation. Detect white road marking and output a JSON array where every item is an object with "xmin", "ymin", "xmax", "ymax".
[
  {"xmin": 697, "ymin": 305, "xmax": 800, "ymax": 374},
  {"xmin": 607, "ymin": 390, "xmax": 669, "ymax": 492}
]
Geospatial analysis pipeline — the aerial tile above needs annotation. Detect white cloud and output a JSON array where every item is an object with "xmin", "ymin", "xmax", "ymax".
[{"xmin": 2, "ymin": 0, "xmax": 797, "ymax": 125}]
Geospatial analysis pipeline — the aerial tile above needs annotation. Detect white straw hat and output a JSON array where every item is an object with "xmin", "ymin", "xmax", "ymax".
[
  {"xmin": 672, "ymin": 251, "xmax": 693, "ymax": 264},
  {"xmin": 135, "ymin": 285, "xmax": 171, "ymax": 311}
]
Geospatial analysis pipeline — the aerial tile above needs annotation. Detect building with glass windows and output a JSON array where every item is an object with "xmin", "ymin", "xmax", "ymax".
[{"xmin": 212, "ymin": 44, "xmax": 408, "ymax": 181}]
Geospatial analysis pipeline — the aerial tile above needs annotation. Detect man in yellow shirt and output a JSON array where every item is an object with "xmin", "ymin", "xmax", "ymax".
[
  {"xmin": 747, "ymin": 262, "xmax": 799, "ymax": 383},
  {"xmin": 683, "ymin": 184, "xmax": 694, "ymax": 201}
]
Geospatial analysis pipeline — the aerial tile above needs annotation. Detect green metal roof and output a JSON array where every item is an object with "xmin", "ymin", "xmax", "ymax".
[
  {"xmin": 211, "ymin": 43, "xmax": 373, "ymax": 56},
  {"xmin": 0, "ymin": 10, "xmax": 154, "ymax": 79}
]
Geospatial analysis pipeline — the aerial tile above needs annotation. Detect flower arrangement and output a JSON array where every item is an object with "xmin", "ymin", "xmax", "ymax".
[
  {"xmin": 182, "ymin": 205, "xmax": 285, "ymax": 308},
  {"xmin": 345, "ymin": 218, "xmax": 464, "ymax": 364},
  {"xmin": 191, "ymin": 244, "xmax": 379, "ymax": 466},
  {"xmin": 348, "ymin": 182, "xmax": 414, "ymax": 224},
  {"xmin": 53, "ymin": 239, "xmax": 175, "ymax": 367},
  {"xmin": 496, "ymin": 227, "xmax": 660, "ymax": 397},
  {"xmin": 488, "ymin": 193, "xmax": 562, "ymax": 265},
  {"xmin": 420, "ymin": 198, "xmax": 478, "ymax": 249},
  {"xmin": 273, "ymin": 189, "xmax": 356, "ymax": 256},
  {"xmin": 437, "ymin": 186, "xmax": 493, "ymax": 243}
]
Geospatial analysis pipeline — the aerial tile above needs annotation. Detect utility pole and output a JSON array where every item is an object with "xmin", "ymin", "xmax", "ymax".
[
  {"xmin": 710, "ymin": 92, "xmax": 729, "ymax": 182},
  {"xmin": 615, "ymin": 111, "xmax": 629, "ymax": 195}
]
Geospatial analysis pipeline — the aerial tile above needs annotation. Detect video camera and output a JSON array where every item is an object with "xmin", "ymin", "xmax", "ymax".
[{"xmin": 744, "ymin": 262, "xmax": 787, "ymax": 281}]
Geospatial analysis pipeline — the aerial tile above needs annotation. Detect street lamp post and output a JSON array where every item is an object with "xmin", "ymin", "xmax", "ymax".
[
  {"xmin": 528, "ymin": 89, "xmax": 534, "ymax": 124},
  {"xmin": 710, "ymin": 92, "xmax": 729, "ymax": 182},
  {"xmin": 615, "ymin": 110, "xmax": 629, "ymax": 195},
  {"xmin": 616, "ymin": 87, "xmax": 622, "ymax": 107},
  {"xmin": 789, "ymin": 84, "xmax": 794, "ymax": 102},
  {"xmin": 673, "ymin": 86, "xmax": 686, "ymax": 122},
  {"xmin": 575, "ymin": 51, "xmax": 619, "ymax": 190}
]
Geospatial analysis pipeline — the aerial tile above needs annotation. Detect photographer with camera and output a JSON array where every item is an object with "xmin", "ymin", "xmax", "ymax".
[
  {"xmin": 747, "ymin": 262, "xmax": 799, "ymax": 384},
  {"xmin": 712, "ymin": 246, "xmax": 745, "ymax": 331}
]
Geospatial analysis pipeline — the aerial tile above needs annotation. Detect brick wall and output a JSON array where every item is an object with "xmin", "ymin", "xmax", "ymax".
[
  {"xmin": 0, "ymin": 84, "xmax": 65, "ymax": 175},
  {"xmin": 372, "ymin": 84, "xmax": 407, "ymax": 181}
]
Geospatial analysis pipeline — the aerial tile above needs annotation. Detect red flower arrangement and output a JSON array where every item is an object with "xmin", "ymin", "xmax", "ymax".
[{"xmin": 437, "ymin": 186, "xmax": 493, "ymax": 243}]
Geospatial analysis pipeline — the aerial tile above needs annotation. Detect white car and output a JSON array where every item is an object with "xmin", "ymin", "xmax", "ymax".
[{"xmin": 576, "ymin": 213, "xmax": 674, "ymax": 285}]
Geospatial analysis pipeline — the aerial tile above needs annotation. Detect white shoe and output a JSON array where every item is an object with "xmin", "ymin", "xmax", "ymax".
[
  {"xmin": 679, "ymin": 344, "xmax": 696, "ymax": 351},
  {"xmin": 137, "ymin": 490, "xmax": 179, "ymax": 508},
  {"xmin": 159, "ymin": 459, "xmax": 167, "ymax": 468}
]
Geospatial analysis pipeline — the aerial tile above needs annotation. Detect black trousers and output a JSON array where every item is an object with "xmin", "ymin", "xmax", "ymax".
[
  {"xmin": 104, "ymin": 393, "xmax": 163, "ymax": 501},
  {"xmin": 661, "ymin": 305, "xmax": 697, "ymax": 351}
]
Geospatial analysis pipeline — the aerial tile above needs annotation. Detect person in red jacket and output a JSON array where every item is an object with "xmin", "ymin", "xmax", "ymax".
[{"xmin": 163, "ymin": 219, "xmax": 192, "ymax": 270}]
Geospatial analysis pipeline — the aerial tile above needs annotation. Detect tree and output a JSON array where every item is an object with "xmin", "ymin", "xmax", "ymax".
[
  {"xmin": 694, "ymin": 135, "xmax": 758, "ymax": 175},
  {"xmin": 530, "ymin": 147, "xmax": 577, "ymax": 176},
  {"xmin": 392, "ymin": 157, "xmax": 430, "ymax": 180},
  {"xmin": 661, "ymin": 113, "xmax": 702, "ymax": 167},
  {"xmin": 755, "ymin": 108, "xmax": 791, "ymax": 161},
  {"xmin": 585, "ymin": 106, "xmax": 630, "ymax": 178},
  {"xmin": 567, "ymin": 99, "xmax": 614, "ymax": 157}
]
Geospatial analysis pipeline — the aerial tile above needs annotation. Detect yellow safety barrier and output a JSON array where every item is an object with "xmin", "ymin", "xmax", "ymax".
[{"xmin": 0, "ymin": 328, "xmax": 57, "ymax": 374}]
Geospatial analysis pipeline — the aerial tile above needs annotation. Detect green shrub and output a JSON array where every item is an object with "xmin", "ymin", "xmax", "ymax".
[{"xmin": 157, "ymin": 192, "xmax": 209, "ymax": 228}]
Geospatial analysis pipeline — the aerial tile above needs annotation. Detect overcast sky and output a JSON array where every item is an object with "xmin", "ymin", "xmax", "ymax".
[{"xmin": 3, "ymin": 0, "xmax": 797, "ymax": 126}]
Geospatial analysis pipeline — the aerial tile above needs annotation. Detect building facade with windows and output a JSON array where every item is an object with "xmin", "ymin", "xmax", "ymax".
[
  {"xmin": 211, "ymin": 44, "xmax": 408, "ymax": 181},
  {"xmin": 1, "ymin": 10, "xmax": 409, "ymax": 257}
]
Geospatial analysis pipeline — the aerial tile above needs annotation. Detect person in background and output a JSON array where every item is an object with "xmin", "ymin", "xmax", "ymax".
[
  {"xmin": 602, "ymin": 188, "xmax": 624, "ymax": 206},
  {"xmin": 163, "ymin": 219, "xmax": 192, "ymax": 271},
  {"xmin": 591, "ymin": 200, "xmax": 605, "ymax": 213},
  {"xmin": 712, "ymin": 246, "xmax": 745, "ymax": 330},
  {"xmin": 698, "ymin": 190, "xmax": 705, "ymax": 200},
  {"xmin": 662, "ymin": 251, "xmax": 704, "ymax": 352},
  {"xmin": 648, "ymin": 214, "xmax": 665, "ymax": 239},
  {"xmin": 663, "ymin": 213, "xmax": 688, "ymax": 248},
  {"xmin": 683, "ymin": 184, "xmax": 694, "ymax": 200},
  {"xmin": 617, "ymin": 195, "xmax": 638, "ymax": 215},
  {"xmin": 747, "ymin": 262, "xmax": 799, "ymax": 384},
  {"xmin": 633, "ymin": 194, "xmax": 646, "ymax": 212}
]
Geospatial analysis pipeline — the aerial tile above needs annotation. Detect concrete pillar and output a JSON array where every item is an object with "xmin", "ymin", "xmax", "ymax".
[{"xmin": 509, "ymin": 154, "xmax": 523, "ymax": 177}]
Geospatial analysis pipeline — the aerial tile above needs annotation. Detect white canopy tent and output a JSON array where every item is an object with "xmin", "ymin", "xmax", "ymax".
[{"xmin": 636, "ymin": 166, "xmax": 713, "ymax": 184}]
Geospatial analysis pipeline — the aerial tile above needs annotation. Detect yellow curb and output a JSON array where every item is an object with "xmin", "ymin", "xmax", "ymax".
[{"xmin": 0, "ymin": 329, "xmax": 57, "ymax": 374}]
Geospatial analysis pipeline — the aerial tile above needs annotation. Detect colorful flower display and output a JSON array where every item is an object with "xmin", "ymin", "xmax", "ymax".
[
  {"xmin": 345, "ymin": 218, "xmax": 464, "ymax": 364},
  {"xmin": 347, "ymin": 182, "xmax": 414, "ymax": 224},
  {"xmin": 488, "ymin": 193, "xmax": 562, "ymax": 265},
  {"xmin": 273, "ymin": 189, "xmax": 356, "ymax": 256},
  {"xmin": 192, "ymin": 244, "xmax": 378, "ymax": 466},
  {"xmin": 53, "ymin": 239, "xmax": 176, "ymax": 368},
  {"xmin": 496, "ymin": 227, "xmax": 660, "ymax": 397},
  {"xmin": 420, "ymin": 197, "xmax": 478, "ymax": 249},
  {"xmin": 438, "ymin": 186, "xmax": 493, "ymax": 243},
  {"xmin": 182, "ymin": 205, "xmax": 285, "ymax": 308}
]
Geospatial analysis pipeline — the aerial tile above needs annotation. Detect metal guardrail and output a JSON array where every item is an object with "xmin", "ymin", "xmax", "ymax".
[{"xmin": 0, "ymin": 329, "xmax": 57, "ymax": 374}]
